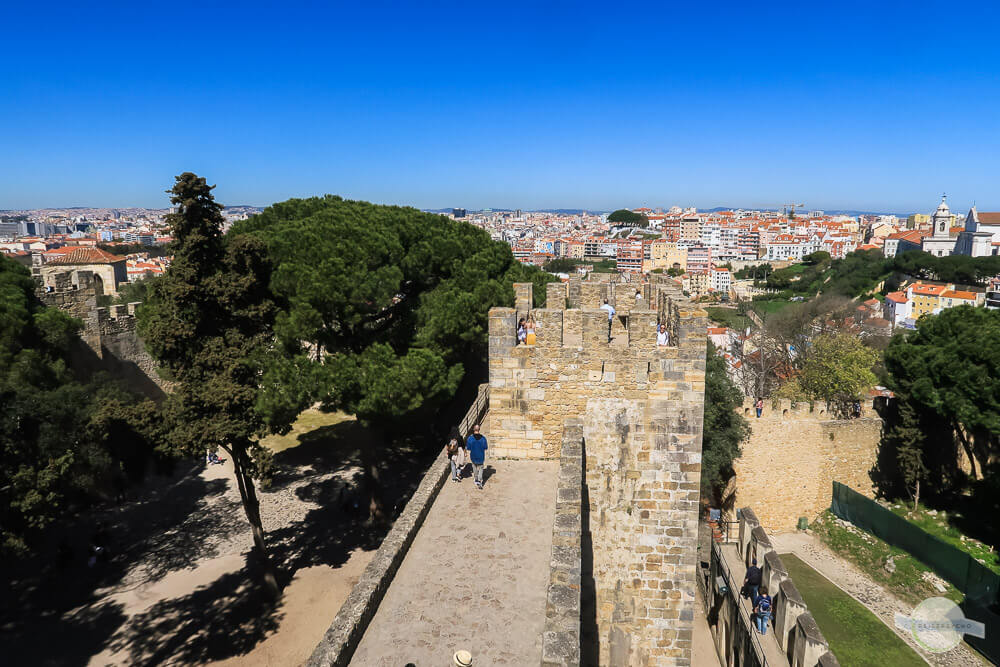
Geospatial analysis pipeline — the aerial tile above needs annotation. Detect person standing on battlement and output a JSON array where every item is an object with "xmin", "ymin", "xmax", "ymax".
[
  {"xmin": 601, "ymin": 299, "xmax": 615, "ymax": 340},
  {"xmin": 465, "ymin": 424, "xmax": 488, "ymax": 489}
]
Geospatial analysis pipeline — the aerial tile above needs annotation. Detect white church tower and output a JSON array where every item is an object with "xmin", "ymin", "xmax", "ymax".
[{"xmin": 921, "ymin": 194, "xmax": 956, "ymax": 257}]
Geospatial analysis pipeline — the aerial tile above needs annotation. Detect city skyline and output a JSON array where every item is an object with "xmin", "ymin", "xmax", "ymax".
[{"xmin": 4, "ymin": 2, "xmax": 1000, "ymax": 211}]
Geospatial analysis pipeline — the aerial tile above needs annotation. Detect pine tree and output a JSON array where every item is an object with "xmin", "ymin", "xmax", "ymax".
[{"xmin": 140, "ymin": 173, "xmax": 285, "ymax": 598}]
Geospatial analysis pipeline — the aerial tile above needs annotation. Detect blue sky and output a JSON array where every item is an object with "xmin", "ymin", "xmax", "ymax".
[{"xmin": 3, "ymin": 1, "xmax": 999, "ymax": 213}]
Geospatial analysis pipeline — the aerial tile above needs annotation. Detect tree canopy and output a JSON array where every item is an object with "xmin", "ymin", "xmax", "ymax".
[
  {"xmin": 235, "ymin": 195, "xmax": 554, "ymax": 427},
  {"xmin": 139, "ymin": 173, "xmax": 287, "ymax": 595},
  {"xmin": 0, "ymin": 255, "xmax": 159, "ymax": 555},
  {"xmin": 797, "ymin": 333, "xmax": 878, "ymax": 409},
  {"xmin": 703, "ymin": 342, "xmax": 751, "ymax": 506},
  {"xmin": 234, "ymin": 196, "xmax": 556, "ymax": 519},
  {"xmin": 607, "ymin": 209, "xmax": 648, "ymax": 226},
  {"xmin": 884, "ymin": 306, "xmax": 1000, "ymax": 483}
]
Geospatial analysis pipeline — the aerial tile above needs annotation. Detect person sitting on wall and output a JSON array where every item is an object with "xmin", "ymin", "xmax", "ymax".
[
  {"xmin": 516, "ymin": 318, "xmax": 527, "ymax": 345},
  {"xmin": 753, "ymin": 585, "xmax": 773, "ymax": 635}
]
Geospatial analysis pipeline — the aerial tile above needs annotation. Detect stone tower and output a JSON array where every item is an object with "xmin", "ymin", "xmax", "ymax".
[{"xmin": 488, "ymin": 274, "xmax": 708, "ymax": 665}]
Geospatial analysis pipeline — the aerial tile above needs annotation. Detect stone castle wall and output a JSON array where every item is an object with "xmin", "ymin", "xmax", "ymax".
[
  {"xmin": 37, "ymin": 270, "xmax": 173, "ymax": 398},
  {"xmin": 489, "ymin": 275, "xmax": 707, "ymax": 666},
  {"xmin": 730, "ymin": 398, "xmax": 882, "ymax": 533}
]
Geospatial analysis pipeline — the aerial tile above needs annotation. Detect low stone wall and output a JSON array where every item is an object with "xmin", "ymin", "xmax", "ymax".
[
  {"xmin": 708, "ymin": 507, "xmax": 839, "ymax": 666},
  {"xmin": 307, "ymin": 386, "xmax": 490, "ymax": 667},
  {"xmin": 306, "ymin": 449, "xmax": 450, "ymax": 667},
  {"xmin": 541, "ymin": 419, "xmax": 584, "ymax": 667}
]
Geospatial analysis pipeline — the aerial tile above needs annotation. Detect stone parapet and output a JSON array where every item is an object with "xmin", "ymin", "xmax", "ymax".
[
  {"xmin": 541, "ymin": 419, "xmax": 584, "ymax": 667},
  {"xmin": 732, "ymin": 508, "xmax": 837, "ymax": 664},
  {"xmin": 307, "ymin": 449, "xmax": 451, "ymax": 667}
]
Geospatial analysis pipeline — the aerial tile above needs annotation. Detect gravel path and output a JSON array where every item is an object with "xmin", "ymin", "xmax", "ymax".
[{"xmin": 770, "ymin": 531, "xmax": 984, "ymax": 666}]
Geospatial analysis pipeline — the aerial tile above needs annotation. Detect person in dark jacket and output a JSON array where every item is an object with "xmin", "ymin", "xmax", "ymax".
[
  {"xmin": 465, "ymin": 424, "xmax": 488, "ymax": 489},
  {"xmin": 744, "ymin": 557, "xmax": 762, "ymax": 601}
]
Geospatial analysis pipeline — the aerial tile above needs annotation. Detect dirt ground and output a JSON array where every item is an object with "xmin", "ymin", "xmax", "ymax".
[{"xmin": 3, "ymin": 410, "xmax": 436, "ymax": 667}]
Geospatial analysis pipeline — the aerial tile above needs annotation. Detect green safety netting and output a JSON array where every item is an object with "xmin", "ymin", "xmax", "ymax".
[{"xmin": 831, "ymin": 482, "xmax": 999, "ymax": 662}]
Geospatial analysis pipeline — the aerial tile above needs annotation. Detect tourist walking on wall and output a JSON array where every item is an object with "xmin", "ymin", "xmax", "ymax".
[
  {"xmin": 517, "ymin": 318, "xmax": 527, "ymax": 345},
  {"xmin": 600, "ymin": 299, "xmax": 616, "ymax": 340},
  {"xmin": 753, "ymin": 585, "xmax": 773, "ymax": 635},
  {"xmin": 656, "ymin": 323, "xmax": 669, "ymax": 347},
  {"xmin": 445, "ymin": 427, "xmax": 465, "ymax": 483},
  {"xmin": 755, "ymin": 398, "xmax": 763, "ymax": 418},
  {"xmin": 744, "ymin": 557, "xmax": 762, "ymax": 601},
  {"xmin": 525, "ymin": 315, "xmax": 536, "ymax": 346},
  {"xmin": 466, "ymin": 423, "xmax": 488, "ymax": 489}
]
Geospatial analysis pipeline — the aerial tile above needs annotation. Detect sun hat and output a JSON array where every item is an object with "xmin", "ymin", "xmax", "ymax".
[{"xmin": 453, "ymin": 649, "xmax": 473, "ymax": 666}]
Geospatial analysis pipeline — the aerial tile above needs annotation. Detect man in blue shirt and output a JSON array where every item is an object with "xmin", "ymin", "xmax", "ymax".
[{"xmin": 465, "ymin": 423, "xmax": 488, "ymax": 489}]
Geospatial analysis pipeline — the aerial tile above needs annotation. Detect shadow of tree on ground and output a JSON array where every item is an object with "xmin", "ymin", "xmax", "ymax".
[{"xmin": 54, "ymin": 421, "xmax": 437, "ymax": 665}]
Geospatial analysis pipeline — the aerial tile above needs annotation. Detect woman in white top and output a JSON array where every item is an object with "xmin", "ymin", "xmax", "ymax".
[{"xmin": 656, "ymin": 324, "xmax": 669, "ymax": 346}]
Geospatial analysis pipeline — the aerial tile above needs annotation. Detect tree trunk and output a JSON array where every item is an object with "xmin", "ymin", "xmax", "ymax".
[
  {"xmin": 227, "ymin": 443, "xmax": 281, "ymax": 599},
  {"xmin": 913, "ymin": 478, "xmax": 920, "ymax": 512},
  {"xmin": 954, "ymin": 425, "xmax": 979, "ymax": 480},
  {"xmin": 360, "ymin": 438, "xmax": 387, "ymax": 524}
]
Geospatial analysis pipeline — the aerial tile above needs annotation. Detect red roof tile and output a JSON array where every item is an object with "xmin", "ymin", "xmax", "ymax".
[{"xmin": 46, "ymin": 247, "xmax": 125, "ymax": 265}]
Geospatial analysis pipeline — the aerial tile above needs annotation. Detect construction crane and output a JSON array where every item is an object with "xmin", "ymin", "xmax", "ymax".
[{"xmin": 782, "ymin": 203, "xmax": 805, "ymax": 218}]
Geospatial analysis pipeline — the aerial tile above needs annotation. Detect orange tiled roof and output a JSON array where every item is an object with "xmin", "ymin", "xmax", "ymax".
[
  {"xmin": 941, "ymin": 290, "xmax": 976, "ymax": 300},
  {"xmin": 886, "ymin": 291, "xmax": 907, "ymax": 303},
  {"xmin": 45, "ymin": 247, "xmax": 125, "ymax": 265},
  {"xmin": 911, "ymin": 283, "xmax": 947, "ymax": 296}
]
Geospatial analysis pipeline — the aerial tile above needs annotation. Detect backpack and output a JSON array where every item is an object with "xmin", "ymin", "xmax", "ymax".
[{"xmin": 757, "ymin": 596, "xmax": 771, "ymax": 614}]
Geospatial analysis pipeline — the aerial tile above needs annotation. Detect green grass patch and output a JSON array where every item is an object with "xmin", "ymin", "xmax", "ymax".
[
  {"xmin": 811, "ymin": 511, "xmax": 963, "ymax": 606},
  {"xmin": 260, "ymin": 409, "xmax": 354, "ymax": 454},
  {"xmin": 752, "ymin": 298, "xmax": 793, "ymax": 314},
  {"xmin": 780, "ymin": 553, "xmax": 925, "ymax": 667},
  {"xmin": 888, "ymin": 503, "xmax": 1000, "ymax": 575},
  {"xmin": 704, "ymin": 306, "xmax": 751, "ymax": 331}
]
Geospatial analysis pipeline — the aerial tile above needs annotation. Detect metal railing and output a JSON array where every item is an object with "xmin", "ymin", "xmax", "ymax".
[
  {"xmin": 458, "ymin": 383, "xmax": 489, "ymax": 437},
  {"xmin": 711, "ymin": 540, "xmax": 773, "ymax": 667}
]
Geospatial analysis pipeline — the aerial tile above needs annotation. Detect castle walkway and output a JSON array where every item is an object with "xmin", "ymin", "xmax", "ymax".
[
  {"xmin": 349, "ymin": 458, "xmax": 559, "ymax": 666},
  {"xmin": 718, "ymin": 542, "xmax": 789, "ymax": 665}
]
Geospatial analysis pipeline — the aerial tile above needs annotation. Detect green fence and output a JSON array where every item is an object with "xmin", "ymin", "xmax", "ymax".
[{"xmin": 830, "ymin": 481, "xmax": 999, "ymax": 662}]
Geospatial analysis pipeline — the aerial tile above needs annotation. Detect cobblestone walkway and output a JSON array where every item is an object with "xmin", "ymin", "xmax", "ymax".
[{"xmin": 350, "ymin": 460, "xmax": 559, "ymax": 667}]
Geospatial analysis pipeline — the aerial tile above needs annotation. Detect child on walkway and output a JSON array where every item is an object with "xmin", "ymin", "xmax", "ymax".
[{"xmin": 445, "ymin": 427, "xmax": 465, "ymax": 482}]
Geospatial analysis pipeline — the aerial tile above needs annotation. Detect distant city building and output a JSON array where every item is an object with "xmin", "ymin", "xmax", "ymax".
[
  {"xmin": 452, "ymin": 208, "xmax": 466, "ymax": 218},
  {"xmin": 955, "ymin": 207, "xmax": 1000, "ymax": 257}
]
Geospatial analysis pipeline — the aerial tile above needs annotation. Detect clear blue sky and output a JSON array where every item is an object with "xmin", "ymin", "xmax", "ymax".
[{"xmin": 3, "ymin": 1, "xmax": 999, "ymax": 213}]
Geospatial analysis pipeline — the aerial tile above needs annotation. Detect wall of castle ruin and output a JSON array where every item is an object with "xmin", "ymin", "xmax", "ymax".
[
  {"xmin": 37, "ymin": 270, "xmax": 173, "ymax": 398},
  {"xmin": 730, "ymin": 398, "xmax": 882, "ymax": 533},
  {"xmin": 490, "ymin": 276, "xmax": 707, "ymax": 666}
]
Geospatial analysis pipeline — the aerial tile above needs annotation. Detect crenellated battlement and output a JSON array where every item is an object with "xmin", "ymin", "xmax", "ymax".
[
  {"xmin": 740, "ymin": 396, "xmax": 878, "ymax": 421},
  {"xmin": 96, "ymin": 303, "xmax": 142, "ymax": 335},
  {"xmin": 34, "ymin": 267, "xmax": 170, "ymax": 397},
  {"xmin": 488, "ymin": 274, "xmax": 709, "ymax": 663},
  {"xmin": 487, "ymin": 276, "xmax": 707, "ymax": 460}
]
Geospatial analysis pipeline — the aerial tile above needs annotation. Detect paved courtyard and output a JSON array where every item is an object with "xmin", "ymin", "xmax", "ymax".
[{"xmin": 350, "ymin": 459, "xmax": 559, "ymax": 667}]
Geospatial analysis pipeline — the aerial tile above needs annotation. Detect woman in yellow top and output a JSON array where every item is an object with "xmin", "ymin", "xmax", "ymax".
[{"xmin": 525, "ymin": 315, "xmax": 536, "ymax": 345}]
